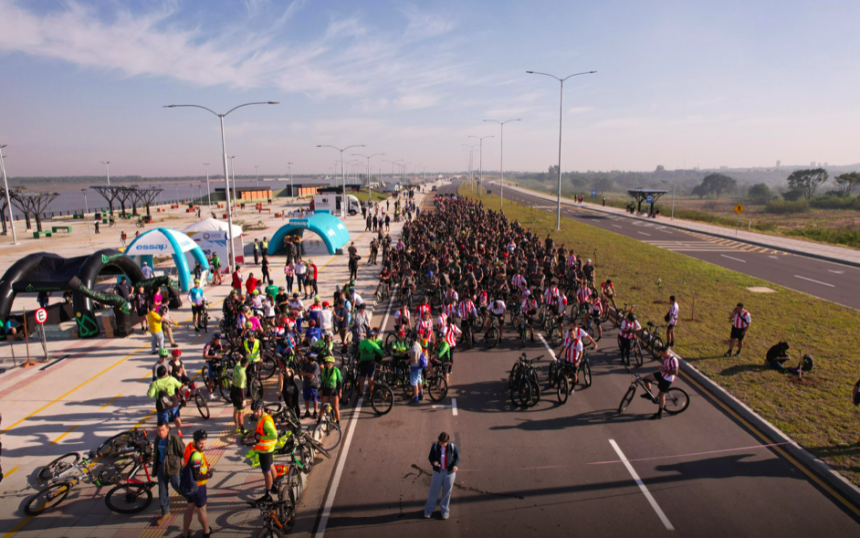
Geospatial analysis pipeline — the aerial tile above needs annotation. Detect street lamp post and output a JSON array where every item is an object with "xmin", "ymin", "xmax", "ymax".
[
  {"xmin": 203, "ymin": 163, "xmax": 211, "ymax": 206},
  {"xmin": 462, "ymin": 145, "xmax": 477, "ymax": 190},
  {"xmin": 468, "ymin": 136, "xmax": 493, "ymax": 194},
  {"xmin": 228, "ymin": 156, "xmax": 237, "ymax": 205},
  {"xmin": 526, "ymin": 69, "xmax": 596, "ymax": 230},
  {"xmin": 81, "ymin": 189, "xmax": 92, "ymax": 242},
  {"xmin": 287, "ymin": 162, "xmax": 294, "ymax": 197},
  {"xmin": 101, "ymin": 161, "xmax": 111, "ymax": 187},
  {"xmin": 353, "ymin": 153, "xmax": 384, "ymax": 202},
  {"xmin": 255, "ymin": 165, "xmax": 259, "ymax": 187},
  {"xmin": 164, "ymin": 100, "xmax": 279, "ymax": 271},
  {"xmin": 0, "ymin": 145, "xmax": 19, "ymax": 244},
  {"xmin": 484, "ymin": 118, "xmax": 521, "ymax": 208},
  {"xmin": 316, "ymin": 144, "xmax": 365, "ymax": 218}
]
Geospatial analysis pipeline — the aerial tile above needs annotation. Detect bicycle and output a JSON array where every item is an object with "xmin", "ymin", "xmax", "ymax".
[
  {"xmin": 312, "ymin": 403, "xmax": 342, "ymax": 451},
  {"xmin": 370, "ymin": 378, "xmax": 394, "ymax": 415},
  {"xmin": 617, "ymin": 371, "xmax": 690, "ymax": 415},
  {"xmin": 24, "ymin": 451, "xmax": 100, "ymax": 516},
  {"xmin": 103, "ymin": 446, "xmax": 158, "ymax": 513},
  {"xmin": 246, "ymin": 497, "xmax": 294, "ymax": 538},
  {"xmin": 549, "ymin": 355, "xmax": 593, "ymax": 404},
  {"xmin": 509, "ymin": 353, "xmax": 542, "ymax": 408},
  {"xmin": 484, "ymin": 314, "xmax": 502, "ymax": 349},
  {"xmin": 177, "ymin": 380, "xmax": 211, "ymax": 420},
  {"xmin": 544, "ymin": 313, "xmax": 562, "ymax": 347},
  {"xmin": 641, "ymin": 321, "xmax": 666, "ymax": 360},
  {"xmin": 460, "ymin": 317, "xmax": 475, "ymax": 349}
]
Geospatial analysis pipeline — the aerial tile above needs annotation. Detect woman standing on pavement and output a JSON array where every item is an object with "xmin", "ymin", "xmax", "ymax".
[
  {"xmin": 424, "ymin": 432, "xmax": 459, "ymax": 520},
  {"xmin": 135, "ymin": 286, "xmax": 150, "ymax": 333},
  {"xmin": 295, "ymin": 261, "xmax": 307, "ymax": 298},
  {"xmin": 283, "ymin": 260, "xmax": 295, "ymax": 294}
]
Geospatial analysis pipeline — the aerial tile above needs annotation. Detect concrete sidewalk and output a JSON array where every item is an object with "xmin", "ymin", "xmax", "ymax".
[{"xmin": 497, "ymin": 182, "xmax": 860, "ymax": 267}]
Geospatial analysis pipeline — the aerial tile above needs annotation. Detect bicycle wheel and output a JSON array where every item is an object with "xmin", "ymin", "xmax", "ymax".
[
  {"xmin": 508, "ymin": 364, "xmax": 520, "ymax": 389},
  {"xmin": 548, "ymin": 325, "xmax": 561, "ymax": 347},
  {"xmin": 651, "ymin": 337, "xmax": 665, "ymax": 359},
  {"xmin": 633, "ymin": 341, "xmax": 644, "ymax": 368},
  {"xmin": 97, "ymin": 430, "xmax": 133, "ymax": 458},
  {"xmin": 286, "ymin": 465, "xmax": 303, "ymax": 503},
  {"xmin": 428, "ymin": 375, "xmax": 448, "ymax": 402},
  {"xmin": 520, "ymin": 327, "xmax": 528, "ymax": 349},
  {"xmin": 547, "ymin": 361, "xmax": 557, "ymax": 389},
  {"xmin": 312, "ymin": 421, "xmax": 342, "ymax": 451},
  {"xmin": 527, "ymin": 378, "xmax": 541, "ymax": 407},
  {"xmin": 485, "ymin": 327, "xmax": 499, "ymax": 349},
  {"xmin": 259, "ymin": 356, "xmax": 277, "ymax": 380},
  {"xmin": 105, "ymin": 483, "xmax": 153, "ymax": 514},
  {"xmin": 195, "ymin": 393, "xmax": 210, "ymax": 420},
  {"xmin": 250, "ymin": 377, "xmax": 265, "ymax": 401},
  {"xmin": 384, "ymin": 333, "xmax": 396, "ymax": 355},
  {"xmin": 663, "ymin": 388, "xmax": 690, "ymax": 415},
  {"xmin": 514, "ymin": 381, "xmax": 532, "ymax": 408},
  {"xmin": 371, "ymin": 383, "xmax": 394, "ymax": 415},
  {"xmin": 24, "ymin": 482, "xmax": 71, "ymax": 516},
  {"xmin": 219, "ymin": 374, "xmax": 233, "ymax": 402},
  {"xmin": 296, "ymin": 443, "xmax": 314, "ymax": 474},
  {"xmin": 618, "ymin": 386, "xmax": 636, "ymax": 413},
  {"xmin": 38, "ymin": 452, "xmax": 81, "ymax": 481},
  {"xmin": 97, "ymin": 456, "xmax": 135, "ymax": 486},
  {"xmin": 579, "ymin": 361, "xmax": 592, "ymax": 388},
  {"xmin": 257, "ymin": 526, "xmax": 286, "ymax": 538},
  {"xmin": 341, "ymin": 378, "xmax": 356, "ymax": 406},
  {"xmin": 557, "ymin": 376, "xmax": 569, "ymax": 404}
]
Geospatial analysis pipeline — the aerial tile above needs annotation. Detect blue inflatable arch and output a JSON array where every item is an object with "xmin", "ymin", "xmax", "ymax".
[
  {"xmin": 125, "ymin": 228, "xmax": 210, "ymax": 292},
  {"xmin": 269, "ymin": 211, "xmax": 351, "ymax": 256}
]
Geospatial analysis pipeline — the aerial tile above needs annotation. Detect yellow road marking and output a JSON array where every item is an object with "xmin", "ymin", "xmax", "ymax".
[
  {"xmin": 679, "ymin": 370, "xmax": 860, "ymax": 518},
  {"xmin": 50, "ymin": 425, "xmax": 79, "ymax": 445},
  {"xmin": 4, "ymin": 466, "xmax": 19, "ymax": 477},
  {"xmin": 99, "ymin": 394, "xmax": 123, "ymax": 409}
]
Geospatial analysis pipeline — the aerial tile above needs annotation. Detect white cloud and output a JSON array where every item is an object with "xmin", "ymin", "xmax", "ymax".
[{"xmin": 0, "ymin": 1, "xmax": 465, "ymax": 102}]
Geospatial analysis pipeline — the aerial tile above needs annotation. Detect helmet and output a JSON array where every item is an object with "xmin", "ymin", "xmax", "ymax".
[
  {"xmin": 587, "ymin": 259, "xmax": 592, "ymax": 263},
  {"xmin": 279, "ymin": 317, "xmax": 288, "ymax": 325},
  {"xmin": 242, "ymin": 306, "xmax": 250, "ymax": 312},
  {"xmin": 213, "ymin": 333, "xmax": 222, "ymax": 339},
  {"xmin": 245, "ymin": 321, "xmax": 253, "ymax": 328},
  {"xmin": 158, "ymin": 348, "xmax": 169, "ymax": 357},
  {"xmin": 252, "ymin": 289, "xmax": 260, "ymax": 295},
  {"xmin": 194, "ymin": 279, "xmax": 201, "ymax": 284},
  {"xmin": 368, "ymin": 327, "xmax": 379, "ymax": 337},
  {"xmin": 428, "ymin": 270, "xmax": 434, "ymax": 277},
  {"xmin": 193, "ymin": 429, "xmax": 208, "ymax": 442},
  {"xmin": 171, "ymin": 349, "xmax": 182, "ymax": 357},
  {"xmin": 397, "ymin": 329, "xmax": 406, "ymax": 337},
  {"xmin": 626, "ymin": 312, "xmax": 636, "ymax": 322},
  {"xmin": 308, "ymin": 320, "xmax": 316, "ymax": 327},
  {"xmin": 251, "ymin": 399, "xmax": 265, "ymax": 412},
  {"xmin": 324, "ymin": 355, "xmax": 336, "ymax": 363}
]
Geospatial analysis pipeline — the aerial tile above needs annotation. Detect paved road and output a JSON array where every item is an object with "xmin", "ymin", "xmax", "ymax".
[
  {"xmin": 311, "ymin": 183, "xmax": 860, "ymax": 537},
  {"xmin": 495, "ymin": 185, "xmax": 860, "ymax": 311}
]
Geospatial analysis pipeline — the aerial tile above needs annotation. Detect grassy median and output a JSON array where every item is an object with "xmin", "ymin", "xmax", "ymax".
[{"xmin": 462, "ymin": 183, "xmax": 860, "ymax": 485}]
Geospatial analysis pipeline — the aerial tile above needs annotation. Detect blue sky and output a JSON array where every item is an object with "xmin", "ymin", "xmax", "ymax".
[{"xmin": 1, "ymin": 0, "xmax": 858, "ymax": 177}]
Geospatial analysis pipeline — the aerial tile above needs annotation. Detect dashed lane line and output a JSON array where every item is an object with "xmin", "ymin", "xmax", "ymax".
[{"xmin": 794, "ymin": 275, "xmax": 835, "ymax": 288}]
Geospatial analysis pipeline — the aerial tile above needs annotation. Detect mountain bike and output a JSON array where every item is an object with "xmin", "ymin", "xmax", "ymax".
[
  {"xmin": 25, "ymin": 451, "xmax": 100, "ymax": 516},
  {"xmin": 618, "ymin": 371, "xmax": 690, "ymax": 415},
  {"xmin": 618, "ymin": 336, "xmax": 644, "ymax": 368},
  {"xmin": 484, "ymin": 315, "xmax": 502, "ymax": 349},
  {"xmin": 549, "ymin": 354, "xmax": 593, "ymax": 404},
  {"xmin": 370, "ymin": 378, "xmax": 394, "ymax": 415},
  {"xmin": 544, "ymin": 314, "xmax": 562, "ymax": 347},
  {"xmin": 103, "ymin": 448, "xmax": 157, "ymax": 513},
  {"xmin": 510, "ymin": 353, "xmax": 542, "ymax": 408},
  {"xmin": 312, "ymin": 403, "xmax": 342, "ymax": 451},
  {"xmin": 641, "ymin": 321, "xmax": 666, "ymax": 359},
  {"xmin": 177, "ymin": 381, "xmax": 210, "ymax": 420},
  {"xmin": 339, "ymin": 355, "xmax": 359, "ymax": 406},
  {"xmin": 461, "ymin": 318, "xmax": 475, "ymax": 349},
  {"xmin": 247, "ymin": 497, "xmax": 294, "ymax": 538}
]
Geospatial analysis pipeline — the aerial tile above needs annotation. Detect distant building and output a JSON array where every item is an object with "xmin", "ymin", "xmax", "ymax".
[
  {"xmin": 811, "ymin": 161, "xmax": 816, "ymax": 167},
  {"xmin": 776, "ymin": 160, "xmax": 781, "ymax": 168},
  {"xmin": 824, "ymin": 162, "xmax": 829, "ymax": 167}
]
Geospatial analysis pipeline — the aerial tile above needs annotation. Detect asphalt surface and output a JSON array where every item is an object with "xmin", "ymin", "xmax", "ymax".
[
  {"xmin": 495, "ymin": 185, "xmax": 860, "ymax": 311},
  {"xmin": 312, "ymin": 182, "xmax": 860, "ymax": 537}
]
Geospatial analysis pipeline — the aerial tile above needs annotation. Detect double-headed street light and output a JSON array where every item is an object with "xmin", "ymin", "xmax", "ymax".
[
  {"xmin": 468, "ymin": 135, "xmax": 493, "ymax": 193},
  {"xmin": 101, "ymin": 161, "xmax": 111, "ymax": 186},
  {"xmin": 462, "ymin": 145, "xmax": 478, "ymax": 189},
  {"xmin": 526, "ymin": 70, "xmax": 596, "ymax": 230},
  {"xmin": 483, "ymin": 118, "xmax": 521, "ymax": 208},
  {"xmin": 316, "ymin": 144, "xmax": 365, "ymax": 217},
  {"xmin": 164, "ymin": 101, "xmax": 279, "ymax": 271},
  {"xmin": 0, "ymin": 144, "xmax": 18, "ymax": 244},
  {"xmin": 353, "ymin": 153, "xmax": 385, "ymax": 201},
  {"xmin": 203, "ymin": 163, "xmax": 211, "ymax": 205},
  {"xmin": 287, "ymin": 162, "xmax": 294, "ymax": 197}
]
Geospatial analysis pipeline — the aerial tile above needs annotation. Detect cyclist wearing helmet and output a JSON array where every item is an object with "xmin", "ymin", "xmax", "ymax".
[
  {"xmin": 320, "ymin": 354, "xmax": 343, "ymax": 423},
  {"xmin": 309, "ymin": 332, "xmax": 334, "ymax": 362},
  {"xmin": 188, "ymin": 279, "xmax": 206, "ymax": 332},
  {"xmin": 390, "ymin": 329, "xmax": 411, "ymax": 360},
  {"xmin": 357, "ymin": 328, "xmax": 384, "ymax": 398},
  {"xmin": 147, "ymin": 363, "xmax": 184, "ymax": 437},
  {"xmin": 618, "ymin": 312, "xmax": 642, "ymax": 365},
  {"xmin": 251, "ymin": 400, "xmax": 279, "ymax": 501},
  {"xmin": 169, "ymin": 349, "xmax": 191, "ymax": 386},
  {"xmin": 303, "ymin": 319, "xmax": 322, "ymax": 347},
  {"xmin": 181, "ymin": 430, "xmax": 212, "ymax": 537},
  {"xmin": 153, "ymin": 347, "xmax": 170, "ymax": 381},
  {"xmin": 202, "ymin": 334, "xmax": 223, "ymax": 400}
]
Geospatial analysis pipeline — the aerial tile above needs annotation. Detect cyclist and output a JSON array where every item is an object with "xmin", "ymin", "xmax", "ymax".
[
  {"xmin": 457, "ymin": 295, "xmax": 478, "ymax": 340},
  {"xmin": 202, "ymin": 334, "xmax": 223, "ymax": 400},
  {"xmin": 416, "ymin": 311, "xmax": 434, "ymax": 344},
  {"xmin": 251, "ymin": 399, "xmax": 279, "ymax": 501},
  {"xmin": 434, "ymin": 329, "xmax": 454, "ymax": 384},
  {"xmin": 169, "ymin": 349, "xmax": 192, "ymax": 386},
  {"xmin": 725, "ymin": 303, "xmax": 751, "ymax": 357},
  {"xmin": 181, "ymin": 430, "xmax": 212, "ymax": 538},
  {"xmin": 575, "ymin": 283, "xmax": 592, "ymax": 307},
  {"xmin": 444, "ymin": 285, "xmax": 459, "ymax": 305},
  {"xmin": 641, "ymin": 348, "xmax": 679, "ymax": 420},
  {"xmin": 309, "ymin": 331, "xmax": 334, "ymax": 362},
  {"xmin": 243, "ymin": 332, "xmax": 262, "ymax": 394},
  {"xmin": 618, "ymin": 312, "xmax": 641, "ymax": 365},
  {"xmin": 560, "ymin": 330, "xmax": 584, "ymax": 387},
  {"xmin": 486, "ymin": 297, "xmax": 506, "ymax": 338},
  {"xmin": 375, "ymin": 265, "xmax": 392, "ymax": 297},
  {"xmin": 231, "ymin": 357, "xmax": 249, "ymax": 434},
  {"xmin": 666, "ymin": 295, "xmax": 679, "ymax": 348},
  {"xmin": 147, "ymin": 365, "xmax": 184, "ymax": 438},
  {"xmin": 520, "ymin": 291, "xmax": 539, "ymax": 342},
  {"xmin": 415, "ymin": 297, "xmax": 432, "ymax": 320},
  {"xmin": 589, "ymin": 295, "xmax": 604, "ymax": 341},
  {"xmin": 600, "ymin": 279, "xmax": 617, "ymax": 312},
  {"xmin": 390, "ymin": 329, "xmax": 411, "ymax": 361},
  {"xmin": 187, "ymin": 279, "xmax": 206, "ymax": 332},
  {"xmin": 320, "ymin": 354, "xmax": 343, "ymax": 424},
  {"xmin": 303, "ymin": 320, "xmax": 322, "ymax": 347},
  {"xmin": 357, "ymin": 328, "xmax": 384, "ymax": 398}
]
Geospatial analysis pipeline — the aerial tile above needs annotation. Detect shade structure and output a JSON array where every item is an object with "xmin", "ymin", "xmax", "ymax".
[
  {"xmin": 268, "ymin": 211, "xmax": 350, "ymax": 256},
  {"xmin": 124, "ymin": 227, "xmax": 210, "ymax": 291},
  {"xmin": 182, "ymin": 218, "xmax": 245, "ymax": 268}
]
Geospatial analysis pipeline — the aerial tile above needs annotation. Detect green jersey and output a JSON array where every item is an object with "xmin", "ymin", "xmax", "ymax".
[
  {"xmin": 357, "ymin": 338, "xmax": 384, "ymax": 363},
  {"xmin": 232, "ymin": 364, "xmax": 247, "ymax": 389},
  {"xmin": 321, "ymin": 366, "xmax": 342, "ymax": 389}
]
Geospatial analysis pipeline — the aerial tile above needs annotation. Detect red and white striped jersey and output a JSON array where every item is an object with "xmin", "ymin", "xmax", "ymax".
[
  {"xmin": 416, "ymin": 318, "xmax": 433, "ymax": 336},
  {"xmin": 415, "ymin": 303, "xmax": 431, "ymax": 318},
  {"xmin": 458, "ymin": 300, "xmax": 477, "ymax": 319},
  {"xmin": 601, "ymin": 282, "xmax": 614, "ymax": 296},
  {"xmin": 554, "ymin": 294, "xmax": 568, "ymax": 315},
  {"xmin": 445, "ymin": 289, "xmax": 459, "ymax": 303},
  {"xmin": 591, "ymin": 298, "xmax": 603, "ymax": 316},
  {"xmin": 477, "ymin": 290, "xmax": 489, "ymax": 307},
  {"xmin": 521, "ymin": 298, "xmax": 538, "ymax": 313},
  {"xmin": 435, "ymin": 312, "xmax": 448, "ymax": 329},
  {"xmin": 563, "ymin": 338, "xmax": 583, "ymax": 364},
  {"xmin": 511, "ymin": 274, "xmax": 527, "ymax": 290},
  {"xmin": 620, "ymin": 319, "xmax": 641, "ymax": 339},
  {"xmin": 566, "ymin": 254, "xmax": 577, "ymax": 268},
  {"xmin": 394, "ymin": 308, "xmax": 410, "ymax": 325},
  {"xmin": 445, "ymin": 324, "xmax": 461, "ymax": 347},
  {"xmin": 576, "ymin": 287, "xmax": 592, "ymax": 304},
  {"xmin": 661, "ymin": 354, "xmax": 679, "ymax": 383},
  {"xmin": 732, "ymin": 310, "xmax": 751, "ymax": 329},
  {"xmin": 563, "ymin": 327, "xmax": 589, "ymax": 346},
  {"xmin": 668, "ymin": 302, "xmax": 679, "ymax": 324},
  {"xmin": 443, "ymin": 303, "xmax": 457, "ymax": 318},
  {"xmin": 543, "ymin": 286, "xmax": 560, "ymax": 305}
]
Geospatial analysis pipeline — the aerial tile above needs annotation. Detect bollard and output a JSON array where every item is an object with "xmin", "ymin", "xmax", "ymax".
[{"xmin": 22, "ymin": 307, "xmax": 35, "ymax": 367}]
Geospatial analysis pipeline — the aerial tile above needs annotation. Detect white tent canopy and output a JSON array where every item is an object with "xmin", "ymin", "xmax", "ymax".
[{"xmin": 182, "ymin": 218, "xmax": 245, "ymax": 268}]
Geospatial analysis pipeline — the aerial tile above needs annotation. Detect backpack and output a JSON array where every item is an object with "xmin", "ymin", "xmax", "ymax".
[
  {"xmin": 418, "ymin": 353, "xmax": 428, "ymax": 370},
  {"xmin": 157, "ymin": 385, "xmax": 180, "ymax": 412},
  {"xmin": 179, "ymin": 450, "xmax": 199, "ymax": 497}
]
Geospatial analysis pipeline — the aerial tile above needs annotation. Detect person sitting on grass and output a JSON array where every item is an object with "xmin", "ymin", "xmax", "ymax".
[{"xmin": 765, "ymin": 342, "xmax": 791, "ymax": 372}]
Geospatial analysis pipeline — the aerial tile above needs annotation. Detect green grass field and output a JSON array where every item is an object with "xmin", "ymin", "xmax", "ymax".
[
  {"xmin": 463, "ymin": 183, "xmax": 860, "ymax": 485},
  {"xmin": 353, "ymin": 191, "xmax": 390, "ymax": 203}
]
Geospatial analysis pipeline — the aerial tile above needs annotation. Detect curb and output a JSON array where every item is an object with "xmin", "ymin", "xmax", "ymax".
[
  {"xmin": 675, "ymin": 354, "xmax": 860, "ymax": 510},
  {"xmin": 499, "ymin": 183, "xmax": 860, "ymax": 269}
]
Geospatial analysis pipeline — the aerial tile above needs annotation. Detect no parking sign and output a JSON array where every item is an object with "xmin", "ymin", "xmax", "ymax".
[{"xmin": 34, "ymin": 308, "xmax": 48, "ymax": 325}]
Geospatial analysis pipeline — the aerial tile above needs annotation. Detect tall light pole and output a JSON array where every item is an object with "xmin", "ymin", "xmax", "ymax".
[
  {"xmin": 164, "ymin": 100, "xmax": 279, "ymax": 271},
  {"xmin": 287, "ymin": 161, "xmax": 294, "ymax": 197},
  {"xmin": 527, "ymin": 69, "xmax": 596, "ymax": 230},
  {"xmin": 462, "ymin": 145, "xmax": 478, "ymax": 190},
  {"xmin": 203, "ymin": 163, "xmax": 211, "ymax": 206},
  {"xmin": 101, "ymin": 161, "xmax": 111, "ymax": 186},
  {"xmin": 484, "ymin": 118, "xmax": 521, "ymax": 208},
  {"xmin": 0, "ymin": 145, "xmax": 19, "ymax": 244},
  {"xmin": 383, "ymin": 160, "xmax": 403, "ymax": 186},
  {"xmin": 254, "ymin": 165, "xmax": 259, "ymax": 187},
  {"xmin": 81, "ymin": 189, "xmax": 92, "ymax": 242},
  {"xmin": 316, "ymin": 144, "xmax": 365, "ymax": 218},
  {"xmin": 468, "ymin": 135, "xmax": 493, "ymax": 193},
  {"xmin": 228, "ymin": 156, "xmax": 237, "ymax": 205}
]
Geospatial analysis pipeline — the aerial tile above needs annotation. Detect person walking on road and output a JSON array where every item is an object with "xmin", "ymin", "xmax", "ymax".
[
  {"xmin": 147, "ymin": 365, "xmax": 184, "ymax": 437},
  {"xmin": 153, "ymin": 420, "xmax": 184, "ymax": 526},
  {"xmin": 253, "ymin": 238, "xmax": 260, "ymax": 264},
  {"xmin": 181, "ymin": 430, "xmax": 213, "ymax": 538},
  {"xmin": 348, "ymin": 242, "xmax": 359, "ymax": 281},
  {"xmin": 665, "ymin": 295, "xmax": 679, "ymax": 348},
  {"xmin": 424, "ymin": 432, "xmax": 459, "ymax": 520},
  {"xmin": 147, "ymin": 304, "xmax": 164, "ymax": 354},
  {"xmin": 725, "ymin": 303, "xmax": 751, "ymax": 357}
]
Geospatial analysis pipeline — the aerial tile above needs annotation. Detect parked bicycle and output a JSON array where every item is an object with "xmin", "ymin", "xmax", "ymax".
[
  {"xmin": 509, "ymin": 353, "xmax": 542, "ymax": 407},
  {"xmin": 25, "ymin": 451, "xmax": 100, "ymax": 516},
  {"xmin": 312, "ymin": 403, "xmax": 342, "ymax": 451},
  {"xmin": 247, "ymin": 496, "xmax": 294, "ymax": 538},
  {"xmin": 547, "ymin": 354, "xmax": 592, "ymax": 404},
  {"xmin": 640, "ymin": 321, "xmax": 666, "ymax": 359},
  {"xmin": 103, "ymin": 444, "xmax": 158, "ymax": 513}
]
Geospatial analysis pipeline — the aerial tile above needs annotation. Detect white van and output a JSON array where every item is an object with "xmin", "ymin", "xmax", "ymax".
[{"xmin": 313, "ymin": 194, "xmax": 361, "ymax": 215}]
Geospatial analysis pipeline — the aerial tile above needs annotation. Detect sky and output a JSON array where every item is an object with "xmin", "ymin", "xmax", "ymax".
[{"xmin": 1, "ymin": 0, "xmax": 859, "ymax": 178}]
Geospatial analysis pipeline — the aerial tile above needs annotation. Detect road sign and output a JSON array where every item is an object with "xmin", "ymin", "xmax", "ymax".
[
  {"xmin": 646, "ymin": 195, "xmax": 653, "ymax": 204},
  {"xmin": 591, "ymin": 190, "xmax": 597, "ymax": 198},
  {"xmin": 34, "ymin": 308, "xmax": 48, "ymax": 325},
  {"xmin": 734, "ymin": 203, "xmax": 745, "ymax": 214}
]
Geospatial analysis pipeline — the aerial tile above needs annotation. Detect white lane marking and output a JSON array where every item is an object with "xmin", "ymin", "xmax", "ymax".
[
  {"xmin": 612, "ymin": 224, "xmax": 623, "ymax": 229},
  {"xmin": 794, "ymin": 275, "xmax": 835, "ymax": 288},
  {"xmin": 657, "ymin": 228, "xmax": 674, "ymax": 234},
  {"xmin": 537, "ymin": 334, "xmax": 558, "ymax": 360},
  {"xmin": 315, "ymin": 282, "xmax": 400, "ymax": 538},
  {"xmin": 638, "ymin": 232, "xmax": 651, "ymax": 237},
  {"xmin": 609, "ymin": 439, "xmax": 674, "ymax": 531},
  {"xmin": 452, "ymin": 398, "xmax": 458, "ymax": 416},
  {"xmin": 768, "ymin": 255, "xmax": 779, "ymax": 260},
  {"xmin": 720, "ymin": 254, "xmax": 746, "ymax": 263},
  {"xmin": 828, "ymin": 270, "xmax": 844, "ymax": 275}
]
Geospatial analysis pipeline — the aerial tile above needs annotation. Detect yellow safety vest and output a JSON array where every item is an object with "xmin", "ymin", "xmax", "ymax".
[
  {"xmin": 254, "ymin": 414, "xmax": 277, "ymax": 453},
  {"xmin": 244, "ymin": 339, "xmax": 261, "ymax": 362}
]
